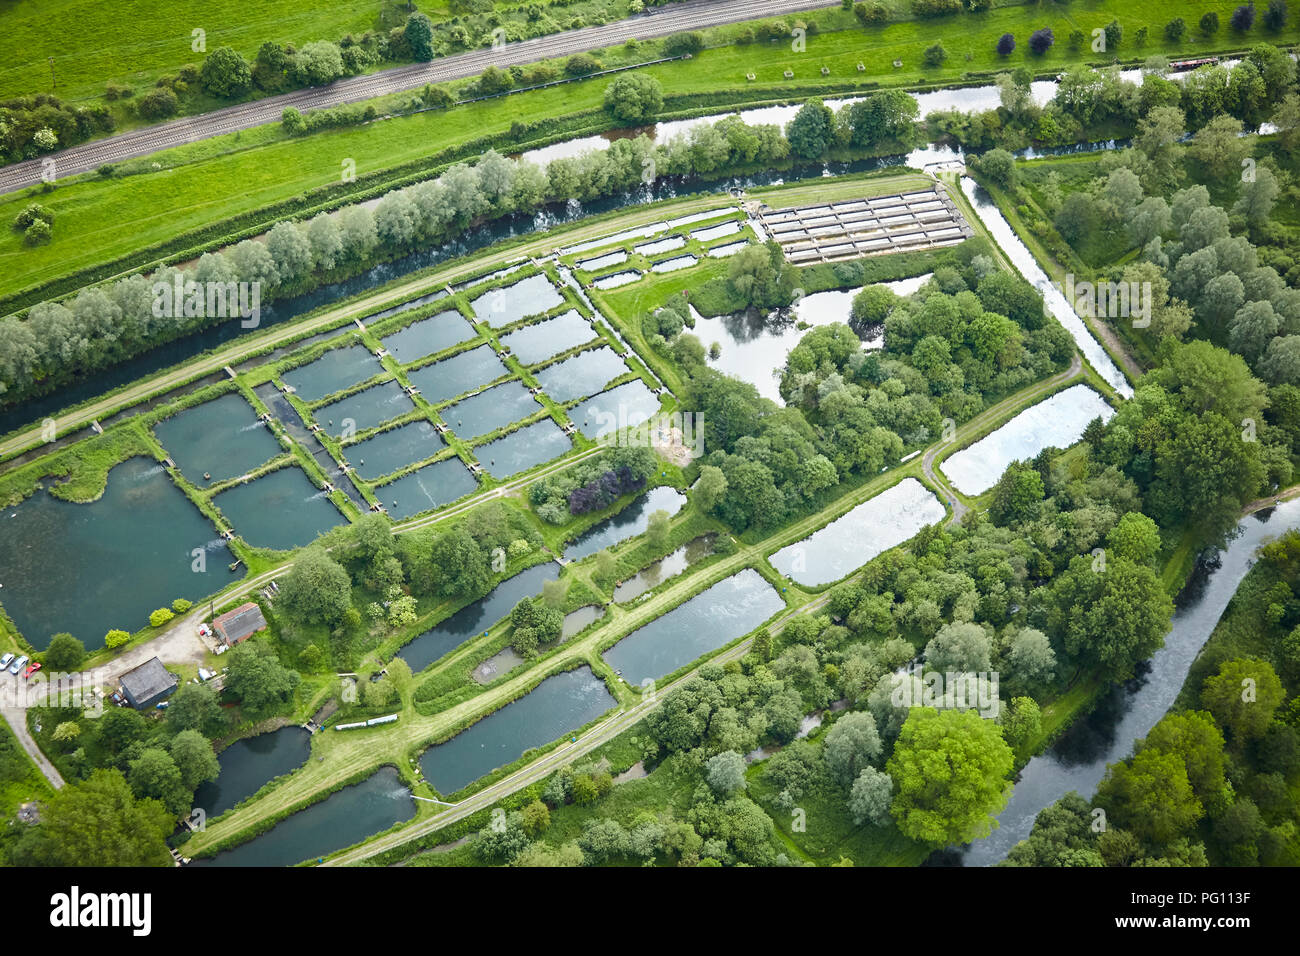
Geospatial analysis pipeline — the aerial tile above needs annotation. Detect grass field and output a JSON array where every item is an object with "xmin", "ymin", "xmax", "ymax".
[
  {"xmin": 0, "ymin": 0, "xmax": 434, "ymax": 102},
  {"xmin": 4, "ymin": 0, "xmax": 1296, "ymax": 309}
]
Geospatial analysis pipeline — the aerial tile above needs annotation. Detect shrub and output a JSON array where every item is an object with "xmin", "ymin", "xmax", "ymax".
[
  {"xmin": 996, "ymin": 33, "xmax": 1015, "ymax": 55},
  {"xmin": 923, "ymin": 42, "xmax": 948, "ymax": 66},
  {"xmin": 104, "ymin": 82, "xmax": 133, "ymax": 100},
  {"xmin": 149, "ymin": 608, "xmax": 175, "ymax": 628},
  {"xmin": 911, "ymin": 0, "xmax": 961, "ymax": 15},
  {"xmin": 13, "ymin": 204, "xmax": 53, "ymax": 230},
  {"xmin": 137, "ymin": 87, "xmax": 178, "ymax": 120},
  {"xmin": 564, "ymin": 53, "xmax": 602, "ymax": 76},
  {"xmin": 171, "ymin": 598, "xmax": 193, "ymax": 614},
  {"xmin": 663, "ymin": 31, "xmax": 704, "ymax": 56},
  {"xmin": 200, "ymin": 46, "xmax": 253, "ymax": 98},
  {"xmin": 854, "ymin": 2, "xmax": 889, "ymax": 25},
  {"xmin": 105, "ymin": 629, "xmax": 131, "ymax": 649},
  {"xmin": 603, "ymin": 72, "xmax": 664, "ymax": 123},
  {"xmin": 1029, "ymin": 27, "xmax": 1056, "ymax": 54},
  {"xmin": 23, "ymin": 220, "xmax": 52, "ymax": 246}
]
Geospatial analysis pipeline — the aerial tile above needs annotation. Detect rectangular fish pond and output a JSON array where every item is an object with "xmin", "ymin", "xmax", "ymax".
[
  {"xmin": 418, "ymin": 666, "xmax": 615, "ymax": 796},
  {"xmin": 405, "ymin": 344, "xmax": 509, "ymax": 405},
  {"xmin": 602, "ymin": 568, "xmax": 785, "ymax": 687},
  {"xmin": 441, "ymin": 380, "xmax": 538, "ymax": 440},
  {"xmin": 469, "ymin": 273, "xmax": 566, "ymax": 328},
  {"xmin": 153, "ymin": 393, "xmax": 283, "ymax": 486},
  {"xmin": 474, "ymin": 419, "xmax": 572, "ymax": 478},
  {"xmin": 768, "ymin": 478, "xmax": 946, "ymax": 588},
  {"xmin": 568, "ymin": 380, "xmax": 662, "ymax": 440},
  {"xmin": 380, "ymin": 310, "xmax": 477, "ymax": 364},
  {"xmin": 212, "ymin": 465, "xmax": 346, "ymax": 551},
  {"xmin": 532, "ymin": 346, "xmax": 630, "ymax": 403},
  {"xmin": 375, "ymin": 456, "xmax": 480, "ymax": 520},
  {"xmin": 398, "ymin": 562, "xmax": 560, "ymax": 672},
  {"xmin": 499, "ymin": 310, "xmax": 596, "ymax": 365},
  {"xmin": 342, "ymin": 420, "xmax": 445, "ymax": 482},
  {"xmin": 313, "ymin": 380, "xmax": 416, "ymax": 438},
  {"xmin": 281, "ymin": 344, "xmax": 383, "ymax": 402}
]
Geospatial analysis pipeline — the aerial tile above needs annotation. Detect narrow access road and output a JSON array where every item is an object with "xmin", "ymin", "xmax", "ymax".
[
  {"xmin": 325, "ymin": 587, "xmax": 835, "ymax": 866},
  {"xmin": 1, "ymin": 704, "xmax": 65, "ymax": 790},
  {"xmin": 0, "ymin": 0, "xmax": 834, "ymax": 196}
]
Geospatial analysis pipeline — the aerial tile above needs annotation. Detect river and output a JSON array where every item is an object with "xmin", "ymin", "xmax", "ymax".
[{"xmin": 961, "ymin": 497, "xmax": 1300, "ymax": 865}]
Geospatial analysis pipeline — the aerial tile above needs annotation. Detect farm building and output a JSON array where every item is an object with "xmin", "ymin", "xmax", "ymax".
[
  {"xmin": 119, "ymin": 657, "xmax": 178, "ymax": 710},
  {"xmin": 212, "ymin": 602, "xmax": 268, "ymax": 646}
]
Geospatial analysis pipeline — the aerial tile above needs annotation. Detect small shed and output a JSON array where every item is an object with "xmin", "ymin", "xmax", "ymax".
[
  {"xmin": 212, "ymin": 602, "xmax": 268, "ymax": 646},
  {"xmin": 119, "ymin": 657, "xmax": 178, "ymax": 710}
]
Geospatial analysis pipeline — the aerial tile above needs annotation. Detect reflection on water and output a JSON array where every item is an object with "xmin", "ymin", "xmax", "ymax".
[
  {"xmin": 770, "ymin": 479, "xmax": 945, "ymax": 587},
  {"xmin": 941, "ymin": 384, "xmax": 1115, "ymax": 496},
  {"xmin": 603, "ymin": 568, "xmax": 784, "ymax": 685},
  {"xmin": 194, "ymin": 766, "xmax": 413, "ymax": 867},
  {"xmin": 0, "ymin": 456, "xmax": 239, "ymax": 647},
  {"xmin": 419, "ymin": 665, "xmax": 616, "ymax": 795}
]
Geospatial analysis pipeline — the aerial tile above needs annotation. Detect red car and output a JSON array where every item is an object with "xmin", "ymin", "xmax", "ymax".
[{"xmin": 23, "ymin": 661, "xmax": 41, "ymax": 680}]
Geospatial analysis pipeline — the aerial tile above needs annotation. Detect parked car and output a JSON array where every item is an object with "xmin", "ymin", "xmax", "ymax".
[
  {"xmin": 0, "ymin": 653, "xmax": 13, "ymax": 671},
  {"xmin": 23, "ymin": 661, "xmax": 41, "ymax": 680},
  {"xmin": 9, "ymin": 655, "xmax": 28, "ymax": 675}
]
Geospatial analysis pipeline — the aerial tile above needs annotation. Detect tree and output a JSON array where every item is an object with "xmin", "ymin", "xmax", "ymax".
[
  {"xmin": 43, "ymin": 633, "xmax": 84, "ymax": 671},
  {"xmin": 564, "ymin": 53, "xmax": 602, "ymax": 76},
  {"xmin": 823, "ymin": 711, "xmax": 883, "ymax": 787},
  {"xmin": 1004, "ymin": 627, "xmax": 1056, "ymax": 689},
  {"xmin": 1141, "ymin": 711, "xmax": 1228, "ymax": 809},
  {"xmin": 1188, "ymin": 115, "xmax": 1254, "ymax": 181},
  {"xmin": 1106, "ymin": 511, "xmax": 1161, "ymax": 564},
  {"xmin": 594, "ymin": 549, "xmax": 617, "ymax": 582},
  {"xmin": 705, "ymin": 750, "xmax": 747, "ymax": 795},
  {"xmin": 1232, "ymin": 3, "xmax": 1258, "ymax": 31},
  {"xmin": 136, "ymin": 88, "xmax": 178, "ymax": 120},
  {"xmin": 1165, "ymin": 17, "xmax": 1187, "ymax": 42},
  {"xmin": 694, "ymin": 465, "xmax": 727, "ymax": 513},
  {"xmin": 996, "ymin": 33, "xmax": 1015, "ymax": 56},
  {"xmin": 200, "ymin": 47, "xmax": 253, "ymax": 98},
  {"xmin": 225, "ymin": 643, "xmax": 301, "ymax": 718},
  {"xmin": 169, "ymin": 729, "xmax": 220, "ymax": 792},
  {"xmin": 405, "ymin": 12, "xmax": 435, "ymax": 61},
  {"xmin": 603, "ymin": 73, "xmax": 664, "ymax": 123},
  {"xmin": 1103, "ymin": 19, "xmax": 1123, "ymax": 49},
  {"xmin": 166, "ymin": 682, "xmax": 226, "ymax": 736},
  {"xmin": 1201, "ymin": 658, "xmax": 1285, "ymax": 741},
  {"xmin": 1260, "ymin": 335, "xmax": 1300, "ymax": 385},
  {"xmin": 972, "ymin": 147, "xmax": 1017, "ymax": 189},
  {"xmin": 294, "ymin": 41, "xmax": 344, "ymax": 86},
  {"xmin": 1096, "ymin": 747, "xmax": 1203, "ymax": 843},
  {"xmin": 786, "ymin": 98, "xmax": 835, "ymax": 158},
  {"xmin": 1233, "ymin": 165, "xmax": 1280, "ymax": 225},
  {"xmin": 128, "ymin": 748, "xmax": 190, "ymax": 817},
  {"xmin": 999, "ymin": 697, "xmax": 1042, "ymax": 754},
  {"xmin": 1028, "ymin": 27, "xmax": 1055, "ymax": 54},
  {"xmin": 52, "ymin": 722, "xmax": 80, "ymax": 744},
  {"xmin": 887, "ymin": 708, "xmax": 1014, "ymax": 844},
  {"xmin": 1201, "ymin": 11, "xmax": 1221, "ymax": 34},
  {"xmin": 924, "ymin": 621, "xmax": 992, "ymax": 674},
  {"xmin": 851, "ymin": 285, "xmax": 898, "ymax": 334},
  {"xmin": 848, "ymin": 766, "xmax": 893, "ymax": 825},
  {"xmin": 521, "ymin": 799, "xmax": 550, "ymax": 836},
  {"xmin": 1002, "ymin": 792, "xmax": 1103, "ymax": 866},
  {"xmin": 278, "ymin": 549, "xmax": 352, "ymax": 624},
  {"xmin": 11, "ymin": 770, "xmax": 173, "ymax": 866},
  {"xmin": 989, "ymin": 462, "xmax": 1044, "ymax": 524},
  {"xmin": 1047, "ymin": 555, "xmax": 1173, "ymax": 683}
]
